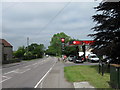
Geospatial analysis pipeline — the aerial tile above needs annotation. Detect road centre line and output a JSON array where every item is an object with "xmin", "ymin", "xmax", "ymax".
[
  {"xmin": 3, "ymin": 69, "xmax": 19, "ymax": 75},
  {"xmin": 2, "ymin": 58, "xmax": 50, "ymax": 82},
  {"xmin": 24, "ymin": 65, "xmax": 32, "ymax": 68},
  {"xmin": 3, "ymin": 61, "xmax": 43, "ymax": 75},
  {"xmin": 33, "ymin": 62, "xmax": 43, "ymax": 68},
  {"xmin": 33, "ymin": 65, "xmax": 39, "ymax": 69},
  {"xmin": 32, "ymin": 60, "xmax": 45, "ymax": 66},
  {"xmin": 33, "ymin": 60, "xmax": 51, "ymax": 69},
  {"xmin": 16, "ymin": 68, "xmax": 31, "ymax": 74},
  {"xmin": 34, "ymin": 61, "xmax": 56, "ymax": 88},
  {"xmin": 3, "ymin": 67, "xmax": 31, "ymax": 75},
  {"xmin": 33, "ymin": 63, "xmax": 38, "ymax": 65},
  {"xmin": 2, "ymin": 76, "xmax": 9, "ymax": 78}
]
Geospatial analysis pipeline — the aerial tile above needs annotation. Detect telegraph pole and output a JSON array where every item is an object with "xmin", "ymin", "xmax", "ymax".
[
  {"xmin": 27, "ymin": 37, "xmax": 29, "ymax": 52},
  {"xmin": 27, "ymin": 37, "xmax": 29, "ymax": 59}
]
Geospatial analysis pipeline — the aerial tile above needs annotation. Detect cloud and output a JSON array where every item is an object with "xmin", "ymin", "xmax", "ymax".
[{"xmin": 2, "ymin": 2, "xmax": 99, "ymax": 50}]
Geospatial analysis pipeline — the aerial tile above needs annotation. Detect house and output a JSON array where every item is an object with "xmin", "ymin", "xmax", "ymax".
[{"xmin": 0, "ymin": 39, "xmax": 13, "ymax": 62}]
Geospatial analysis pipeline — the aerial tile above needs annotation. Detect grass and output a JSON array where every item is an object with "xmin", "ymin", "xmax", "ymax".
[{"xmin": 64, "ymin": 65, "xmax": 111, "ymax": 88}]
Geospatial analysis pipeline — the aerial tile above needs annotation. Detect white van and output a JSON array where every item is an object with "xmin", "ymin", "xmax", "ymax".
[
  {"xmin": 79, "ymin": 51, "xmax": 92, "ymax": 58},
  {"xmin": 88, "ymin": 54, "xmax": 99, "ymax": 62}
]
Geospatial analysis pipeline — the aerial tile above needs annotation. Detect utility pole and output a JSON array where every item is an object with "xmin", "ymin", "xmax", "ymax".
[
  {"xmin": 27, "ymin": 37, "xmax": 29, "ymax": 59},
  {"xmin": 27, "ymin": 37, "xmax": 29, "ymax": 46},
  {"xmin": 27, "ymin": 37, "xmax": 29, "ymax": 52}
]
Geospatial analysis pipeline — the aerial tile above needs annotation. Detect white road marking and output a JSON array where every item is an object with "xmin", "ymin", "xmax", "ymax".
[
  {"xmin": 34, "ymin": 61, "xmax": 56, "ymax": 88},
  {"xmin": 2, "ymin": 76, "xmax": 8, "ymax": 78},
  {"xmin": 15, "ymin": 68, "xmax": 31, "ymax": 74},
  {"xmin": 24, "ymin": 65, "xmax": 32, "ymax": 68},
  {"xmin": 0, "ymin": 76, "xmax": 11, "ymax": 83},
  {"xmin": 32, "ymin": 63, "xmax": 38, "ymax": 66},
  {"xmin": 3, "ymin": 60, "xmax": 44, "ymax": 75},
  {"xmin": 3, "ymin": 70, "xmax": 17, "ymax": 75},
  {"xmin": 33, "ymin": 64, "xmax": 39, "ymax": 68},
  {"xmin": 33, "ymin": 61, "xmax": 48, "ymax": 69},
  {"xmin": 1, "ymin": 58, "xmax": 51, "ymax": 84},
  {"xmin": 3, "ymin": 68, "xmax": 31, "ymax": 75},
  {"xmin": 2, "ymin": 68, "xmax": 31, "ymax": 83}
]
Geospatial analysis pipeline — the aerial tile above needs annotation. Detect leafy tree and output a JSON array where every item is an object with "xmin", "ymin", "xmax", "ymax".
[
  {"xmin": 24, "ymin": 51, "xmax": 33, "ymax": 60},
  {"xmin": 35, "ymin": 44, "xmax": 45, "ymax": 58},
  {"xmin": 46, "ymin": 32, "xmax": 71, "ymax": 56},
  {"xmin": 64, "ymin": 46, "xmax": 77, "ymax": 56},
  {"xmin": 27, "ymin": 43, "xmax": 45, "ymax": 59},
  {"xmin": 28, "ymin": 43, "xmax": 38, "ymax": 52},
  {"xmin": 89, "ymin": 1, "xmax": 120, "ymax": 64},
  {"xmin": 46, "ymin": 32, "xmax": 81, "ymax": 57},
  {"xmin": 14, "ymin": 43, "xmax": 45, "ymax": 60},
  {"xmin": 45, "ymin": 46, "xmax": 57, "ymax": 56},
  {"xmin": 13, "ymin": 46, "xmax": 25, "ymax": 59}
]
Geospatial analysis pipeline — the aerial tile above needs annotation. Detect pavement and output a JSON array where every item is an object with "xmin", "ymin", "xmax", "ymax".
[
  {"xmin": 74, "ymin": 82, "xmax": 95, "ymax": 88},
  {"xmin": 40, "ymin": 60, "xmax": 95, "ymax": 88},
  {"xmin": 41, "ymin": 61, "xmax": 74, "ymax": 88}
]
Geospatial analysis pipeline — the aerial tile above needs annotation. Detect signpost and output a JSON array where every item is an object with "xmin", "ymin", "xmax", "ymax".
[
  {"xmin": 82, "ymin": 44, "xmax": 86, "ymax": 61},
  {"xmin": 61, "ymin": 38, "xmax": 65, "ymax": 56}
]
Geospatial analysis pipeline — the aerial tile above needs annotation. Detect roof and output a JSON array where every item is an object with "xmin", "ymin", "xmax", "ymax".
[{"xmin": 0, "ymin": 39, "xmax": 13, "ymax": 47}]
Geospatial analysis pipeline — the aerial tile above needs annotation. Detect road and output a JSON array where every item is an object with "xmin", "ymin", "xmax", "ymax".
[
  {"xmin": 1, "ymin": 57, "xmax": 56, "ymax": 88},
  {"xmin": 1, "ymin": 57, "xmax": 98, "ymax": 89}
]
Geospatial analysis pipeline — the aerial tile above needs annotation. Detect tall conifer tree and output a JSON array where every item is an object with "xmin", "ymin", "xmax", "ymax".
[{"xmin": 89, "ymin": 1, "xmax": 120, "ymax": 64}]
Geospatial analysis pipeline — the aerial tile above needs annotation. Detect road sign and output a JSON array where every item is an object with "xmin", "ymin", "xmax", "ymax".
[{"xmin": 69, "ymin": 40, "xmax": 94, "ymax": 45}]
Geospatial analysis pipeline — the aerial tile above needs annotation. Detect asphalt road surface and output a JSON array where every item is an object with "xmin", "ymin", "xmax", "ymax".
[
  {"xmin": 1, "ymin": 57, "xmax": 57, "ymax": 88},
  {"xmin": 1, "ymin": 57, "xmax": 98, "ymax": 89}
]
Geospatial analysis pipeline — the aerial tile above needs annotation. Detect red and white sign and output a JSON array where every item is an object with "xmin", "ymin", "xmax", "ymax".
[
  {"xmin": 73, "ymin": 41, "xmax": 82, "ymax": 45},
  {"xmin": 69, "ymin": 40, "xmax": 95, "ymax": 45}
]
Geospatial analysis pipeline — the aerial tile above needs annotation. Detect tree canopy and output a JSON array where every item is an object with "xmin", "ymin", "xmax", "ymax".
[
  {"xmin": 13, "ymin": 46, "xmax": 25, "ymax": 59},
  {"xmin": 89, "ymin": 1, "xmax": 120, "ymax": 64},
  {"xmin": 45, "ymin": 32, "xmax": 79, "ymax": 57},
  {"xmin": 14, "ymin": 43, "xmax": 45, "ymax": 60}
]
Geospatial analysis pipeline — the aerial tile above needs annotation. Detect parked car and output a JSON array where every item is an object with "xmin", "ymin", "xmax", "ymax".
[
  {"xmin": 68, "ymin": 55, "xmax": 76, "ymax": 62},
  {"xmin": 46, "ymin": 54, "xmax": 49, "ymax": 57},
  {"xmin": 88, "ymin": 54, "xmax": 99, "ymax": 62},
  {"xmin": 73, "ymin": 56, "xmax": 84, "ymax": 63}
]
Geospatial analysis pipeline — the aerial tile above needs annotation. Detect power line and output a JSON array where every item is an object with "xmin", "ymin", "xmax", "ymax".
[
  {"xmin": 41, "ymin": 1, "xmax": 71, "ymax": 31},
  {"xmin": 3, "ymin": 1, "xmax": 71, "ymax": 30},
  {"xmin": 2, "ymin": 1, "xmax": 23, "ymax": 12}
]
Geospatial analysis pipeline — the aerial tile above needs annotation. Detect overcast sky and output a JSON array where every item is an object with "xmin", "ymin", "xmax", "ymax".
[{"xmin": 2, "ymin": 2, "xmax": 99, "ymax": 50}]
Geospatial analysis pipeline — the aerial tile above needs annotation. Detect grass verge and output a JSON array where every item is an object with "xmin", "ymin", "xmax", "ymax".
[{"xmin": 64, "ymin": 65, "xmax": 111, "ymax": 88}]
